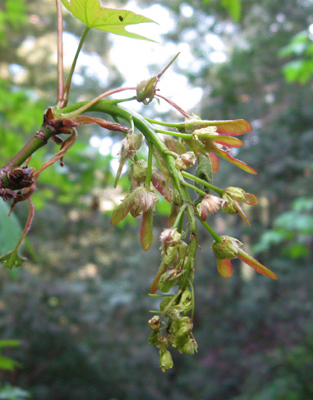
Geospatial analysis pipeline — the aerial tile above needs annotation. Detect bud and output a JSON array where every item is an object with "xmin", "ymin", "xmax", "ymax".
[
  {"xmin": 182, "ymin": 338, "xmax": 198, "ymax": 355},
  {"xmin": 176, "ymin": 319, "xmax": 193, "ymax": 338},
  {"xmin": 159, "ymin": 349, "xmax": 173, "ymax": 371},
  {"xmin": 179, "ymin": 290, "xmax": 193, "ymax": 314},
  {"xmin": 130, "ymin": 187, "xmax": 158, "ymax": 218},
  {"xmin": 129, "ymin": 160, "xmax": 148, "ymax": 182},
  {"xmin": 221, "ymin": 187, "xmax": 258, "ymax": 226},
  {"xmin": 158, "ymin": 269, "xmax": 183, "ymax": 293},
  {"xmin": 223, "ymin": 187, "xmax": 246, "ymax": 202},
  {"xmin": 148, "ymin": 316, "xmax": 161, "ymax": 331},
  {"xmin": 211, "ymin": 235, "xmax": 242, "ymax": 260},
  {"xmin": 160, "ymin": 228, "xmax": 181, "ymax": 252},
  {"xmin": 196, "ymin": 194, "xmax": 226, "ymax": 220},
  {"xmin": 137, "ymin": 53, "xmax": 180, "ymax": 105},
  {"xmin": 114, "ymin": 133, "xmax": 142, "ymax": 187},
  {"xmin": 111, "ymin": 187, "xmax": 158, "ymax": 225}
]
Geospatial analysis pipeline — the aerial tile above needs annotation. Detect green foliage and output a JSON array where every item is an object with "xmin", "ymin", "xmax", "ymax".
[
  {"xmin": 202, "ymin": 0, "xmax": 241, "ymax": 22},
  {"xmin": 254, "ymin": 197, "xmax": 313, "ymax": 260},
  {"xmin": 0, "ymin": 340, "xmax": 29, "ymax": 400},
  {"xmin": 60, "ymin": 0, "xmax": 156, "ymax": 41},
  {"xmin": 279, "ymin": 31, "xmax": 313, "ymax": 83},
  {"xmin": 0, "ymin": 0, "xmax": 26, "ymax": 45}
]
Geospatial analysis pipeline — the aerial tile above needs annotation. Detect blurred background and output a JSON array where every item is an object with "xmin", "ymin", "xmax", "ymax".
[{"xmin": 0, "ymin": 0, "xmax": 313, "ymax": 399}]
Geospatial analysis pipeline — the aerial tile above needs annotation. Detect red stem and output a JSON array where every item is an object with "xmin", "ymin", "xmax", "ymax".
[{"xmin": 56, "ymin": 0, "xmax": 65, "ymax": 106}]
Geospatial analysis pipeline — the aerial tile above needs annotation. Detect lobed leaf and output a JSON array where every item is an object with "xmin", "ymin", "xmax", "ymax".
[
  {"xmin": 0, "ymin": 248, "xmax": 26, "ymax": 270},
  {"xmin": 60, "ymin": 0, "xmax": 157, "ymax": 41}
]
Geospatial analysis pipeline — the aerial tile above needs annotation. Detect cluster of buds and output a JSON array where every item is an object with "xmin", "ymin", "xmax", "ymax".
[
  {"xmin": 147, "ymin": 229, "xmax": 198, "ymax": 371},
  {"xmin": 148, "ymin": 288, "xmax": 197, "ymax": 372}
]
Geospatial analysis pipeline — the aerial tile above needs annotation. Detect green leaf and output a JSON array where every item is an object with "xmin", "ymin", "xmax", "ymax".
[
  {"xmin": 0, "ymin": 248, "xmax": 26, "ymax": 270},
  {"xmin": 0, "ymin": 355, "xmax": 21, "ymax": 371},
  {"xmin": 196, "ymin": 154, "xmax": 213, "ymax": 194},
  {"xmin": 221, "ymin": 0, "xmax": 241, "ymax": 23},
  {"xmin": 60, "ymin": 0, "xmax": 157, "ymax": 41},
  {"xmin": 0, "ymin": 340, "xmax": 20, "ymax": 348},
  {"xmin": 0, "ymin": 201, "xmax": 22, "ymax": 254}
]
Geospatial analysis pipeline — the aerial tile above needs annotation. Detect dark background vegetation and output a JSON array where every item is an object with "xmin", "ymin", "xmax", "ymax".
[{"xmin": 0, "ymin": 0, "xmax": 313, "ymax": 399}]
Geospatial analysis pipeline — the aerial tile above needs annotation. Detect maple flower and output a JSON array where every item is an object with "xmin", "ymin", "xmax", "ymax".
[
  {"xmin": 183, "ymin": 117, "xmax": 256, "ymax": 174},
  {"xmin": 211, "ymin": 235, "xmax": 278, "ymax": 280},
  {"xmin": 111, "ymin": 186, "xmax": 158, "ymax": 251},
  {"xmin": 196, "ymin": 194, "xmax": 226, "ymax": 221},
  {"xmin": 221, "ymin": 187, "xmax": 258, "ymax": 226}
]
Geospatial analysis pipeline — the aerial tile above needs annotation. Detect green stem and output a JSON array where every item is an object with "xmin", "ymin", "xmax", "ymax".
[
  {"xmin": 57, "ymin": 100, "xmax": 191, "ymax": 203},
  {"xmin": 156, "ymin": 129, "xmax": 192, "ymax": 139},
  {"xmin": 145, "ymin": 118, "xmax": 184, "ymax": 129},
  {"xmin": 181, "ymin": 171, "xmax": 224, "ymax": 196},
  {"xmin": 145, "ymin": 142, "xmax": 153, "ymax": 187},
  {"xmin": 181, "ymin": 181, "xmax": 207, "ymax": 197},
  {"xmin": 114, "ymin": 96, "xmax": 137, "ymax": 104},
  {"xmin": 190, "ymin": 279, "xmax": 195, "ymax": 320},
  {"xmin": 172, "ymin": 204, "xmax": 187, "ymax": 230},
  {"xmin": 198, "ymin": 217, "xmax": 222, "ymax": 243},
  {"xmin": 160, "ymin": 289, "xmax": 183, "ymax": 322},
  {"xmin": 0, "ymin": 125, "xmax": 56, "ymax": 187},
  {"xmin": 62, "ymin": 27, "xmax": 90, "ymax": 107}
]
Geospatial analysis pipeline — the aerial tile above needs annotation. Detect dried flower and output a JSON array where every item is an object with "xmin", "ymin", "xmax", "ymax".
[
  {"xmin": 175, "ymin": 151, "xmax": 197, "ymax": 170},
  {"xmin": 196, "ymin": 194, "xmax": 226, "ymax": 220}
]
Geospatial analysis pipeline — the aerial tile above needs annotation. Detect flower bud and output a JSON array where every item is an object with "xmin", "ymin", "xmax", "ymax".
[
  {"xmin": 177, "ymin": 320, "xmax": 193, "ymax": 338},
  {"xmin": 129, "ymin": 160, "xmax": 148, "ymax": 182},
  {"xmin": 159, "ymin": 349, "xmax": 173, "ymax": 371},
  {"xmin": 223, "ymin": 187, "xmax": 246, "ymax": 202},
  {"xmin": 211, "ymin": 235, "xmax": 242, "ymax": 260},
  {"xmin": 179, "ymin": 290, "xmax": 193, "ymax": 314},
  {"xmin": 160, "ymin": 228, "xmax": 181, "ymax": 251},
  {"xmin": 148, "ymin": 315, "xmax": 161, "ymax": 331},
  {"xmin": 130, "ymin": 187, "xmax": 158, "ymax": 218},
  {"xmin": 136, "ymin": 77, "xmax": 158, "ymax": 105},
  {"xmin": 182, "ymin": 338, "xmax": 198, "ymax": 355}
]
